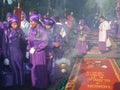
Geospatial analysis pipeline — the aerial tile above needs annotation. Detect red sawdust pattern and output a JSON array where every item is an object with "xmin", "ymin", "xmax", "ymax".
[{"xmin": 65, "ymin": 58, "xmax": 120, "ymax": 90}]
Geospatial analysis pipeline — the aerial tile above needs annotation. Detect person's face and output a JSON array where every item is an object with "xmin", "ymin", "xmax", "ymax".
[
  {"xmin": 30, "ymin": 20, "xmax": 38, "ymax": 27},
  {"xmin": 7, "ymin": 16, "xmax": 11, "ymax": 22},
  {"xmin": 21, "ymin": 14, "xmax": 24, "ymax": 21},
  {"xmin": 45, "ymin": 25, "xmax": 51, "ymax": 29},
  {"xmin": 99, "ymin": 18, "xmax": 104, "ymax": 23},
  {"xmin": 11, "ymin": 22, "xmax": 18, "ymax": 29}
]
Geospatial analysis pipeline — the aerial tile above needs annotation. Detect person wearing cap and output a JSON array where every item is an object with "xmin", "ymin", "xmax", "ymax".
[
  {"xmin": 4, "ymin": 12, "xmax": 12, "ymax": 24},
  {"xmin": 3, "ymin": 14, "xmax": 25, "ymax": 86},
  {"xmin": 27, "ymin": 13, "xmax": 49, "ymax": 89},
  {"xmin": 98, "ymin": 16, "xmax": 111, "ymax": 53},
  {"xmin": 44, "ymin": 18, "xmax": 64, "ymax": 84},
  {"xmin": 53, "ymin": 16, "xmax": 65, "ymax": 59},
  {"xmin": 46, "ymin": 17, "xmax": 66, "ymax": 84},
  {"xmin": 75, "ymin": 19, "xmax": 91, "ymax": 32},
  {"xmin": 1, "ymin": 13, "xmax": 12, "ymax": 79},
  {"xmin": 2, "ymin": 12, "xmax": 12, "ymax": 58}
]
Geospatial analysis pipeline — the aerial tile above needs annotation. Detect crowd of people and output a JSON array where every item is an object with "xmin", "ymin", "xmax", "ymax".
[{"xmin": 0, "ymin": 8, "xmax": 119, "ymax": 90}]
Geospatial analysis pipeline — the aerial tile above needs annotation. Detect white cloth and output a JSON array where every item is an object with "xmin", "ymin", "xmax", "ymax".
[
  {"xmin": 26, "ymin": 52, "xmax": 29, "ymax": 59},
  {"xmin": 4, "ymin": 58, "xmax": 9, "ymax": 65},
  {"xmin": 60, "ymin": 27, "xmax": 66, "ymax": 38},
  {"xmin": 99, "ymin": 21, "xmax": 110, "ymax": 42},
  {"xmin": 29, "ymin": 47, "xmax": 35, "ymax": 54},
  {"xmin": 79, "ymin": 25, "xmax": 83, "ymax": 30},
  {"xmin": 106, "ymin": 37, "xmax": 112, "ymax": 47},
  {"xmin": 20, "ymin": 20, "xmax": 30, "ymax": 36}
]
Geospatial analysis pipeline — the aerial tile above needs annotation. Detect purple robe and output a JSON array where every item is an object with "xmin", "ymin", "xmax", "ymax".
[
  {"xmin": 45, "ymin": 27, "xmax": 56, "ymax": 84},
  {"xmin": 45, "ymin": 23, "xmax": 64, "ymax": 84},
  {"xmin": 6, "ymin": 27, "xmax": 25, "ymax": 85},
  {"xmin": 75, "ymin": 23, "xmax": 90, "ymax": 54},
  {"xmin": 54, "ymin": 23, "xmax": 64, "ymax": 59},
  {"xmin": 75, "ymin": 32, "xmax": 88, "ymax": 54},
  {"xmin": 27, "ymin": 25, "xmax": 48, "ymax": 89},
  {"xmin": 45, "ymin": 27, "xmax": 55, "ymax": 71},
  {"xmin": 76, "ymin": 41, "xmax": 88, "ymax": 54},
  {"xmin": 98, "ymin": 42, "xmax": 106, "ymax": 51}
]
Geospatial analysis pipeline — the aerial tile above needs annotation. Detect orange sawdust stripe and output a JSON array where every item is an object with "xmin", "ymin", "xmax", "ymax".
[
  {"xmin": 65, "ymin": 59, "xmax": 82, "ymax": 90},
  {"xmin": 109, "ymin": 59, "xmax": 120, "ymax": 81}
]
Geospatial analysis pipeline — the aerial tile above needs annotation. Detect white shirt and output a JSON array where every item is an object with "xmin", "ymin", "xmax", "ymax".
[{"xmin": 99, "ymin": 20, "xmax": 110, "ymax": 42}]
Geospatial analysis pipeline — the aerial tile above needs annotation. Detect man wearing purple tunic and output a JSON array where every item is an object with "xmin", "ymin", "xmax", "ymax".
[
  {"xmin": 54, "ymin": 16, "xmax": 65, "ymax": 59},
  {"xmin": 75, "ymin": 33, "xmax": 88, "ymax": 54},
  {"xmin": 51, "ymin": 16, "xmax": 66, "ymax": 84},
  {"xmin": 43, "ymin": 18, "xmax": 56, "ymax": 84},
  {"xmin": 27, "ymin": 13, "xmax": 49, "ymax": 89},
  {"xmin": 3, "ymin": 14, "xmax": 25, "ymax": 86},
  {"xmin": 44, "ymin": 17, "xmax": 65, "ymax": 84},
  {"xmin": 75, "ymin": 19, "xmax": 90, "ymax": 54}
]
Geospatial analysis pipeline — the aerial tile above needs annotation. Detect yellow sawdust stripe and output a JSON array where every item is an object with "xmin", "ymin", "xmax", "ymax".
[
  {"xmin": 109, "ymin": 59, "xmax": 120, "ymax": 81},
  {"xmin": 113, "ymin": 58, "xmax": 120, "ymax": 72},
  {"xmin": 65, "ymin": 59, "xmax": 82, "ymax": 90}
]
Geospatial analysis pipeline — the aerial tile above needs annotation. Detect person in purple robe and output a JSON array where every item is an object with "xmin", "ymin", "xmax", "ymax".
[
  {"xmin": 2, "ymin": 13, "xmax": 12, "ymax": 59},
  {"xmin": 3, "ymin": 14, "xmax": 25, "ymax": 86},
  {"xmin": 43, "ymin": 18, "xmax": 56, "ymax": 84},
  {"xmin": 75, "ymin": 19, "xmax": 90, "ymax": 54},
  {"xmin": 51, "ymin": 16, "xmax": 66, "ymax": 84},
  {"xmin": 75, "ymin": 32, "xmax": 88, "ymax": 55},
  {"xmin": 44, "ymin": 17, "xmax": 65, "ymax": 85},
  {"xmin": 54, "ymin": 16, "xmax": 65, "ymax": 59},
  {"xmin": 27, "ymin": 13, "xmax": 49, "ymax": 89}
]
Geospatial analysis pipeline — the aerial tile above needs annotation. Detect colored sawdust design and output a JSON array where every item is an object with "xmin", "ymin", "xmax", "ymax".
[
  {"xmin": 65, "ymin": 58, "xmax": 120, "ymax": 90},
  {"xmin": 86, "ymin": 60, "xmax": 107, "ymax": 69}
]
